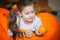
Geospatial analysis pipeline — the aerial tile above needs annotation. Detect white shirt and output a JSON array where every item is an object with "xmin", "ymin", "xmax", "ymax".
[{"xmin": 17, "ymin": 16, "xmax": 42, "ymax": 31}]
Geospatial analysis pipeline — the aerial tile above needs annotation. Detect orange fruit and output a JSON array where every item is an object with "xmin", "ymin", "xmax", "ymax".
[{"xmin": 38, "ymin": 26, "xmax": 47, "ymax": 34}]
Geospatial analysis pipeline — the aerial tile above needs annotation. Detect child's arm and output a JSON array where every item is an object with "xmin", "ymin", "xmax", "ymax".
[{"xmin": 35, "ymin": 16, "xmax": 43, "ymax": 35}]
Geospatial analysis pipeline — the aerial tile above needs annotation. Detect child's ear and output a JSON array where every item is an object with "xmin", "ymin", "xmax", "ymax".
[
  {"xmin": 19, "ymin": 13, "xmax": 22, "ymax": 17},
  {"xmin": 17, "ymin": 11, "xmax": 22, "ymax": 16}
]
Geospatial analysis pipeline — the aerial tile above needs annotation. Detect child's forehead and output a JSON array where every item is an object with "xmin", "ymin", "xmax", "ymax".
[{"xmin": 22, "ymin": 5, "xmax": 34, "ymax": 12}]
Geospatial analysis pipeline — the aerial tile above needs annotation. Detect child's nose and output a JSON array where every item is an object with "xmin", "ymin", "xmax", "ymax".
[{"xmin": 29, "ymin": 13, "xmax": 33, "ymax": 17}]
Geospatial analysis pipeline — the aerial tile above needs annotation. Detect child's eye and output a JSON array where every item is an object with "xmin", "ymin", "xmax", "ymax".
[
  {"xmin": 31, "ymin": 11, "xmax": 34, "ymax": 13},
  {"xmin": 25, "ymin": 12, "xmax": 29, "ymax": 15}
]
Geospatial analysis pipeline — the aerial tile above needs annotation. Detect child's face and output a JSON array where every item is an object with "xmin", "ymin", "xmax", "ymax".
[{"xmin": 21, "ymin": 5, "xmax": 35, "ymax": 22}]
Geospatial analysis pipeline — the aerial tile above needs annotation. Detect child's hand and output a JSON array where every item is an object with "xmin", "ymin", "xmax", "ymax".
[
  {"xmin": 35, "ymin": 26, "xmax": 47, "ymax": 36},
  {"xmin": 38, "ymin": 26, "xmax": 47, "ymax": 35},
  {"xmin": 35, "ymin": 30, "xmax": 42, "ymax": 36},
  {"xmin": 25, "ymin": 30, "xmax": 33, "ymax": 37}
]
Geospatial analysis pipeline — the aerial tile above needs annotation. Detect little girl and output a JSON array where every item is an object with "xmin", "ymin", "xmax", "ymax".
[{"xmin": 17, "ymin": 0, "xmax": 42, "ymax": 37}]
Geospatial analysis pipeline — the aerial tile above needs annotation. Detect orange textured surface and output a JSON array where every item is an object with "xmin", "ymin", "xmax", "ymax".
[
  {"xmin": 0, "ymin": 8, "xmax": 13, "ymax": 40},
  {"xmin": 0, "ymin": 8, "xmax": 59, "ymax": 40},
  {"xmin": 36, "ymin": 12, "xmax": 59, "ymax": 40}
]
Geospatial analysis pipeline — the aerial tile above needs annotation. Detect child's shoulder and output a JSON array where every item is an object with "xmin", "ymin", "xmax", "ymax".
[
  {"xmin": 34, "ymin": 16, "xmax": 42, "ymax": 27},
  {"xmin": 33, "ymin": 16, "xmax": 41, "ymax": 23},
  {"xmin": 35, "ymin": 16, "xmax": 41, "ymax": 21}
]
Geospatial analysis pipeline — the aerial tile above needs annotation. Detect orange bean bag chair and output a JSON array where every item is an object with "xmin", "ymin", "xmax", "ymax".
[
  {"xmin": 16, "ymin": 12, "xmax": 59, "ymax": 40},
  {"xmin": 36, "ymin": 12, "xmax": 59, "ymax": 40},
  {"xmin": 0, "ymin": 8, "xmax": 13, "ymax": 40}
]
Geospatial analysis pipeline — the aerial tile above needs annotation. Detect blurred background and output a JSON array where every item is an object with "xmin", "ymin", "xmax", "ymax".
[{"xmin": 0, "ymin": 0, "xmax": 60, "ymax": 23}]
